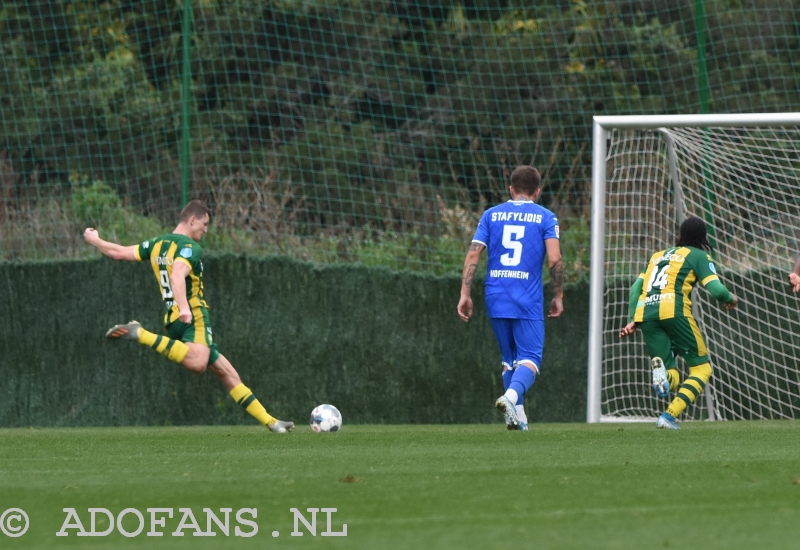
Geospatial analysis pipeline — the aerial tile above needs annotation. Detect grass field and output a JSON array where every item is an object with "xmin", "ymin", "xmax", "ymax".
[{"xmin": 1, "ymin": 422, "xmax": 799, "ymax": 549}]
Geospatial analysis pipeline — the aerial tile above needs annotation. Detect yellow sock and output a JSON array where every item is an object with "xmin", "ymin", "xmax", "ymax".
[
  {"xmin": 667, "ymin": 363, "xmax": 712, "ymax": 418},
  {"xmin": 137, "ymin": 327, "xmax": 189, "ymax": 364},
  {"xmin": 230, "ymin": 383, "xmax": 277, "ymax": 427},
  {"xmin": 667, "ymin": 369, "xmax": 681, "ymax": 392}
]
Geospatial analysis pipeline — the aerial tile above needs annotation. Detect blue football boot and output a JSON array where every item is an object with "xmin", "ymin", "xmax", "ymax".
[{"xmin": 656, "ymin": 412, "xmax": 680, "ymax": 430}]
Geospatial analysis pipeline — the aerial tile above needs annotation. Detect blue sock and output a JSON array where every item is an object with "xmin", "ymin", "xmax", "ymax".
[
  {"xmin": 509, "ymin": 366, "xmax": 536, "ymax": 400},
  {"xmin": 502, "ymin": 368, "xmax": 513, "ymax": 391},
  {"xmin": 503, "ymin": 368, "xmax": 524, "ymax": 405}
]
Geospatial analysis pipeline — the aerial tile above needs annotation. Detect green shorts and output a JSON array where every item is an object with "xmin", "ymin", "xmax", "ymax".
[
  {"xmin": 164, "ymin": 305, "xmax": 220, "ymax": 366},
  {"xmin": 639, "ymin": 317, "xmax": 709, "ymax": 369}
]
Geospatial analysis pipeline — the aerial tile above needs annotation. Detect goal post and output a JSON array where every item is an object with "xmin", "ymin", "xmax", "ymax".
[{"xmin": 588, "ymin": 113, "xmax": 800, "ymax": 423}]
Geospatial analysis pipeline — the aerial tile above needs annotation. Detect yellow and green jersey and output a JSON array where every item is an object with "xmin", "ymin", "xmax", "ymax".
[
  {"xmin": 633, "ymin": 246, "xmax": 720, "ymax": 322},
  {"xmin": 134, "ymin": 233, "xmax": 209, "ymax": 324}
]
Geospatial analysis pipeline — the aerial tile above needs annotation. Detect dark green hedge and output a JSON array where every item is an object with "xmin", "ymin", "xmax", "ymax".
[{"xmin": 0, "ymin": 256, "xmax": 589, "ymax": 427}]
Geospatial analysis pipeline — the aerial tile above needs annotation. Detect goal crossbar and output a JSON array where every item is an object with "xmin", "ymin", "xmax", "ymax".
[{"xmin": 593, "ymin": 113, "xmax": 800, "ymax": 129}]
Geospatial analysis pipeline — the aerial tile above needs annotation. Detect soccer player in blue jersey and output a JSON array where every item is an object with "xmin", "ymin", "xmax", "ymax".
[{"xmin": 457, "ymin": 166, "xmax": 564, "ymax": 430}]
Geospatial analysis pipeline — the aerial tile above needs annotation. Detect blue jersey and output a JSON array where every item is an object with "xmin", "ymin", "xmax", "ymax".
[{"xmin": 472, "ymin": 200, "xmax": 559, "ymax": 320}]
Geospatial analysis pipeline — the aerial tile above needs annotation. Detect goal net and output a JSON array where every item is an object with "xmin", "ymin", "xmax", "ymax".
[{"xmin": 588, "ymin": 114, "xmax": 800, "ymax": 422}]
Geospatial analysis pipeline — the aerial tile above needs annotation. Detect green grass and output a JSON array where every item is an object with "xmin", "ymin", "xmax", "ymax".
[{"xmin": 1, "ymin": 423, "xmax": 799, "ymax": 549}]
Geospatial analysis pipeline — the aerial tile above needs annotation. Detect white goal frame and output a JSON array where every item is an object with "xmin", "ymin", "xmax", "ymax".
[{"xmin": 587, "ymin": 113, "xmax": 800, "ymax": 423}]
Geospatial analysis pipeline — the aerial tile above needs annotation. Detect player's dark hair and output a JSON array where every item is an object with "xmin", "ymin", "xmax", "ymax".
[
  {"xmin": 510, "ymin": 166, "xmax": 541, "ymax": 196},
  {"xmin": 676, "ymin": 217, "xmax": 711, "ymax": 251},
  {"xmin": 180, "ymin": 200, "xmax": 211, "ymax": 223}
]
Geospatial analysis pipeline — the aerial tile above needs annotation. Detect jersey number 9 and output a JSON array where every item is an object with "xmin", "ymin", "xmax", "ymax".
[{"xmin": 159, "ymin": 269, "xmax": 174, "ymax": 300}]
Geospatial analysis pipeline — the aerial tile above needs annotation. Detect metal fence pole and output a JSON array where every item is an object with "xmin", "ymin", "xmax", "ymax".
[{"xmin": 180, "ymin": 0, "xmax": 193, "ymax": 207}]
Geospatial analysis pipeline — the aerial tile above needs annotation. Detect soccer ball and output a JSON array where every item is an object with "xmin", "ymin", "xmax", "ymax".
[{"xmin": 310, "ymin": 404, "xmax": 342, "ymax": 432}]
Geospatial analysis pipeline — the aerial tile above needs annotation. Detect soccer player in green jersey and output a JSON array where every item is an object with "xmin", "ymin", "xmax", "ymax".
[
  {"xmin": 619, "ymin": 217, "xmax": 738, "ymax": 429},
  {"xmin": 84, "ymin": 200, "xmax": 294, "ymax": 433}
]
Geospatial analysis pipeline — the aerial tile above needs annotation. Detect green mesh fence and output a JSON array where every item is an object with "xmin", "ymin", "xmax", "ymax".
[{"xmin": 1, "ymin": 1, "xmax": 799, "ymax": 273}]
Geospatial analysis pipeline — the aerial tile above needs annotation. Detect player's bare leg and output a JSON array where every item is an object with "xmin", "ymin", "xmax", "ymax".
[
  {"xmin": 181, "ymin": 342, "xmax": 211, "ymax": 373},
  {"xmin": 209, "ymin": 354, "xmax": 294, "ymax": 433},
  {"xmin": 207, "ymin": 352, "xmax": 241, "ymax": 389}
]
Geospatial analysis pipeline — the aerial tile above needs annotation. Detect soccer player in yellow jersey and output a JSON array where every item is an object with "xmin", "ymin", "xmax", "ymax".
[
  {"xmin": 83, "ymin": 200, "xmax": 294, "ymax": 433},
  {"xmin": 619, "ymin": 217, "xmax": 738, "ymax": 429}
]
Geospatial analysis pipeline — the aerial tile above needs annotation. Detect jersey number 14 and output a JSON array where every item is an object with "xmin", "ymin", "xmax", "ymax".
[{"xmin": 646, "ymin": 265, "xmax": 670, "ymax": 292}]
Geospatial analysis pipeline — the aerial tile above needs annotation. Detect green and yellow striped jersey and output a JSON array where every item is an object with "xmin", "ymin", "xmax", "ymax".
[
  {"xmin": 134, "ymin": 233, "xmax": 209, "ymax": 324},
  {"xmin": 633, "ymin": 246, "xmax": 719, "ymax": 322}
]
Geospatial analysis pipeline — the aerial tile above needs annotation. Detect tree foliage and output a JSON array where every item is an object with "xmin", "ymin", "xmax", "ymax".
[{"xmin": 1, "ymin": 0, "xmax": 799, "ymax": 264}]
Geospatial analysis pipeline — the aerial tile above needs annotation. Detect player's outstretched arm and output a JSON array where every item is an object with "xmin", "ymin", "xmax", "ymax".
[
  {"xmin": 457, "ymin": 242, "xmax": 484, "ymax": 322},
  {"xmin": 545, "ymin": 238, "xmax": 563, "ymax": 318},
  {"xmin": 83, "ymin": 228, "xmax": 139, "ymax": 261},
  {"xmin": 694, "ymin": 252, "xmax": 738, "ymax": 311},
  {"xmin": 704, "ymin": 279, "xmax": 738, "ymax": 311}
]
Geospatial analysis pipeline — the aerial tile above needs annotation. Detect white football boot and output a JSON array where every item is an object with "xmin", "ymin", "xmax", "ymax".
[
  {"xmin": 651, "ymin": 357, "xmax": 670, "ymax": 397},
  {"xmin": 495, "ymin": 396, "xmax": 519, "ymax": 430}
]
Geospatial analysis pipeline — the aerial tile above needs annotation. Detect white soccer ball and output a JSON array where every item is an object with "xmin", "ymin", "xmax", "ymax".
[{"xmin": 310, "ymin": 404, "xmax": 342, "ymax": 432}]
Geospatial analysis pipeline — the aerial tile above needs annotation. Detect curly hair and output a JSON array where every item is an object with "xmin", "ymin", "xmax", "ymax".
[{"xmin": 676, "ymin": 217, "xmax": 711, "ymax": 251}]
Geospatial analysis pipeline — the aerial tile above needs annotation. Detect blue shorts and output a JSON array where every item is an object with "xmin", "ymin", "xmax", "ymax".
[{"xmin": 489, "ymin": 318, "xmax": 545, "ymax": 372}]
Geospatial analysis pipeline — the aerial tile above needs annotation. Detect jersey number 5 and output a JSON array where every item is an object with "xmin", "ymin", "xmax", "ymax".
[
  {"xmin": 646, "ymin": 265, "xmax": 670, "ymax": 292},
  {"xmin": 500, "ymin": 225, "xmax": 525, "ymax": 267},
  {"xmin": 159, "ymin": 269, "xmax": 174, "ymax": 300}
]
